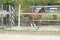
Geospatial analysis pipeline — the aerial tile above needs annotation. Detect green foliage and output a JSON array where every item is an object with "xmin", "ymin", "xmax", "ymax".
[
  {"xmin": 1, "ymin": 0, "xmax": 60, "ymax": 5},
  {"xmin": 1, "ymin": 0, "xmax": 60, "ymax": 12},
  {"xmin": 15, "ymin": 13, "xmax": 18, "ymax": 25},
  {"xmin": 2, "ymin": 0, "xmax": 15, "ymax": 5},
  {"xmin": 56, "ymin": 0, "xmax": 60, "ymax": 5}
]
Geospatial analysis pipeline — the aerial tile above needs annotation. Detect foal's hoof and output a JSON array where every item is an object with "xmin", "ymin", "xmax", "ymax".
[{"xmin": 36, "ymin": 27, "xmax": 40, "ymax": 30}]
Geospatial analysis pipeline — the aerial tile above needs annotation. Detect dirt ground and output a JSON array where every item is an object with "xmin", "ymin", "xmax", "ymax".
[
  {"xmin": 0, "ymin": 26, "xmax": 60, "ymax": 40},
  {"xmin": 0, "ymin": 34, "xmax": 60, "ymax": 40},
  {"xmin": 0, "ymin": 25, "xmax": 59, "ymax": 40},
  {"xmin": 6, "ymin": 25, "xmax": 60, "ymax": 31}
]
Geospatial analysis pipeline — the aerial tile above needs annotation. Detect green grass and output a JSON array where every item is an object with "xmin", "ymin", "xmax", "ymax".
[{"xmin": 0, "ymin": 29, "xmax": 60, "ymax": 35}]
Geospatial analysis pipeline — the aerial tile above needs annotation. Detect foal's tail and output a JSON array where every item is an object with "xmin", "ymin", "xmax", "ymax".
[{"xmin": 24, "ymin": 14, "xmax": 29, "ymax": 17}]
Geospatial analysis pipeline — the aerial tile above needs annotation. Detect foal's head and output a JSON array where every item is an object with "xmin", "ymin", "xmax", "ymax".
[{"xmin": 38, "ymin": 7, "xmax": 45, "ymax": 13}]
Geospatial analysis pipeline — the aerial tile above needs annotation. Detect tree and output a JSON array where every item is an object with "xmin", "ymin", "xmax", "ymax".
[
  {"xmin": 56, "ymin": 0, "xmax": 60, "ymax": 5},
  {"xmin": 2, "ymin": 0, "xmax": 15, "ymax": 5}
]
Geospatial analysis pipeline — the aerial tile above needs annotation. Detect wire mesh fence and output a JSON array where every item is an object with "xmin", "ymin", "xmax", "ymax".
[{"xmin": 20, "ymin": 13, "xmax": 60, "ymax": 26}]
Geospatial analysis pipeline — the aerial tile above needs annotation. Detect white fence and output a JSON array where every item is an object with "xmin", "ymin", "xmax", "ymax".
[
  {"xmin": 19, "ymin": 5, "xmax": 60, "ymax": 27},
  {"xmin": 0, "ymin": 5, "xmax": 60, "ymax": 29}
]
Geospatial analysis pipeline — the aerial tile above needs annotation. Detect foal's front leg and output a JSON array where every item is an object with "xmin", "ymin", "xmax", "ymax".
[
  {"xmin": 31, "ymin": 23, "xmax": 33, "ymax": 27},
  {"xmin": 31, "ymin": 23, "xmax": 36, "ymax": 27},
  {"xmin": 30, "ymin": 20, "xmax": 33, "ymax": 27},
  {"xmin": 30, "ymin": 21, "xmax": 36, "ymax": 27},
  {"xmin": 36, "ymin": 18, "xmax": 42, "ymax": 30},
  {"xmin": 33, "ymin": 24, "xmax": 36, "ymax": 27}
]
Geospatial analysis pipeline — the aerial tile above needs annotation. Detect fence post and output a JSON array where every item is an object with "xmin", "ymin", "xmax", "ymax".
[
  {"xmin": 18, "ymin": 5, "xmax": 21, "ymax": 30},
  {"xmin": 1, "ymin": 5, "xmax": 4, "ymax": 29},
  {"xmin": 9, "ymin": 5, "xmax": 12, "ymax": 30}
]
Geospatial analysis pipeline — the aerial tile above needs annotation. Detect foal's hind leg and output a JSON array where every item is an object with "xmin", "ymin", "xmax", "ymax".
[
  {"xmin": 36, "ymin": 17, "xmax": 42, "ymax": 30},
  {"xmin": 36, "ymin": 20, "xmax": 42, "ymax": 30}
]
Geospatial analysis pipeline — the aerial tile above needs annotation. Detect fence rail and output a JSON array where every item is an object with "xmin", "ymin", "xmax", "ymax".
[
  {"xmin": 21, "ymin": 20, "xmax": 60, "ymax": 21},
  {"xmin": 20, "ymin": 13, "xmax": 60, "ymax": 21},
  {"xmin": 20, "ymin": 13, "xmax": 60, "ymax": 15}
]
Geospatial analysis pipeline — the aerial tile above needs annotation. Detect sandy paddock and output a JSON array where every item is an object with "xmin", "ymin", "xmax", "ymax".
[{"xmin": 0, "ymin": 34, "xmax": 60, "ymax": 40}]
